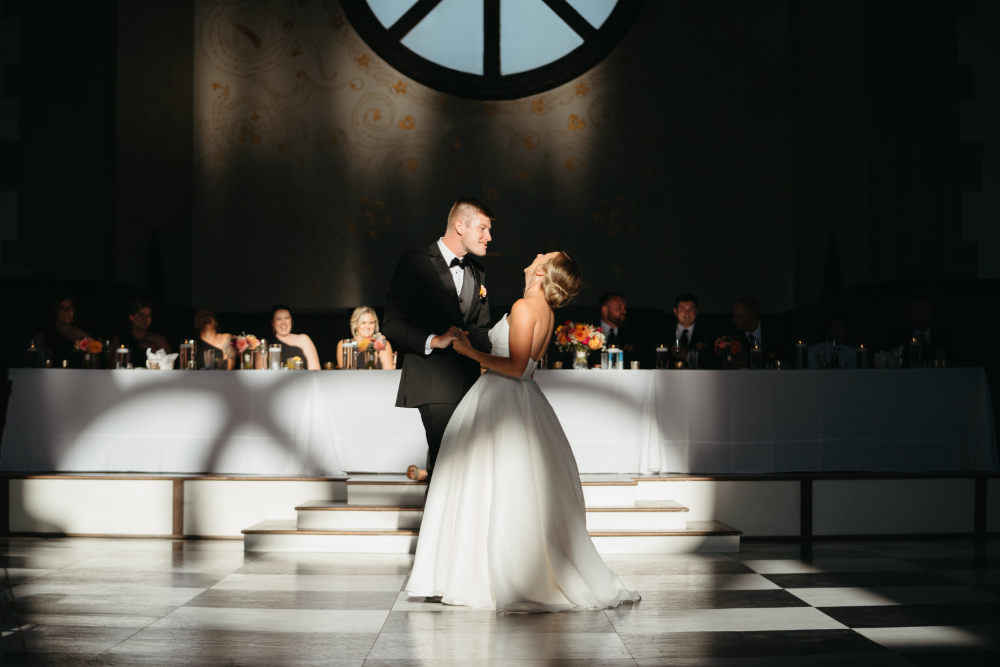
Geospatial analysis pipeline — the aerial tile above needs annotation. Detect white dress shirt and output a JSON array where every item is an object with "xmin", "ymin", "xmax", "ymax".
[
  {"xmin": 601, "ymin": 320, "xmax": 619, "ymax": 340},
  {"xmin": 675, "ymin": 323, "xmax": 696, "ymax": 345},
  {"xmin": 424, "ymin": 239, "xmax": 466, "ymax": 355},
  {"xmin": 745, "ymin": 323, "xmax": 762, "ymax": 349}
]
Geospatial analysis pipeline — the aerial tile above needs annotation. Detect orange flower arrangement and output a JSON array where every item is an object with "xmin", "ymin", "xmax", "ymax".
[
  {"xmin": 74, "ymin": 337, "xmax": 103, "ymax": 354},
  {"xmin": 554, "ymin": 321, "xmax": 606, "ymax": 354}
]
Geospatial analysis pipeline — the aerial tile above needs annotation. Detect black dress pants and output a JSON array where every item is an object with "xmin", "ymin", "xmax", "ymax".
[{"xmin": 418, "ymin": 402, "xmax": 459, "ymax": 480}]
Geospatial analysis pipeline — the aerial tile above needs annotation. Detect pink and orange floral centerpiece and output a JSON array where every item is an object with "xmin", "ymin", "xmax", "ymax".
[
  {"xmin": 233, "ymin": 333, "xmax": 262, "ymax": 370},
  {"xmin": 714, "ymin": 336, "xmax": 742, "ymax": 370},
  {"xmin": 357, "ymin": 333, "xmax": 388, "ymax": 369},
  {"xmin": 555, "ymin": 321, "xmax": 606, "ymax": 370},
  {"xmin": 74, "ymin": 337, "xmax": 103, "ymax": 369}
]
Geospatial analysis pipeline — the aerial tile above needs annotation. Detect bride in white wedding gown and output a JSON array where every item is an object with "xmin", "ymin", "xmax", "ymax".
[{"xmin": 406, "ymin": 251, "xmax": 639, "ymax": 612}]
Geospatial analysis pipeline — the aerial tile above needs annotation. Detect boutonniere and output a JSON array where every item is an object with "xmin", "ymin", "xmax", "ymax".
[{"xmin": 479, "ymin": 285, "xmax": 487, "ymax": 301}]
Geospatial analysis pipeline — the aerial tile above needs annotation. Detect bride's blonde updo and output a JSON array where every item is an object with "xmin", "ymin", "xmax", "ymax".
[{"xmin": 538, "ymin": 252, "xmax": 583, "ymax": 309}]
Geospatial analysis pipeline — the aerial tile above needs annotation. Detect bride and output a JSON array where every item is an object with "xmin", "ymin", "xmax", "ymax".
[{"xmin": 406, "ymin": 251, "xmax": 639, "ymax": 612}]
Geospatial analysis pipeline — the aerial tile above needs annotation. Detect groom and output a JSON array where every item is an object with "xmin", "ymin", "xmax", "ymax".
[{"xmin": 383, "ymin": 198, "xmax": 495, "ymax": 482}]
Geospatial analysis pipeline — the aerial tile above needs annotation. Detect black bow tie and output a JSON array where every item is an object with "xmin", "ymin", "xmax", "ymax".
[{"xmin": 449, "ymin": 257, "xmax": 466, "ymax": 268}]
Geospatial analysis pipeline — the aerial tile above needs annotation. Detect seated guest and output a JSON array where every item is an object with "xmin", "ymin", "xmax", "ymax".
[
  {"xmin": 808, "ymin": 313, "xmax": 855, "ymax": 369},
  {"xmin": 337, "ymin": 306, "xmax": 394, "ymax": 369},
  {"xmin": 110, "ymin": 299, "xmax": 171, "ymax": 362},
  {"xmin": 670, "ymin": 293, "xmax": 717, "ymax": 369},
  {"xmin": 902, "ymin": 297, "xmax": 951, "ymax": 367},
  {"xmin": 730, "ymin": 296, "xmax": 788, "ymax": 363},
  {"xmin": 33, "ymin": 296, "xmax": 91, "ymax": 368},
  {"xmin": 592, "ymin": 291, "xmax": 651, "ymax": 368},
  {"xmin": 268, "ymin": 305, "xmax": 320, "ymax": 370},
  {"xmin": 194, "ymin": 308, "xmax": 234, "ymax": 369}
]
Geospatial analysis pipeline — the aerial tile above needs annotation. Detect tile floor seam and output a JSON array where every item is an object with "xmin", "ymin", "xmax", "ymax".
[{"xmin": 364, "ymin": 573, "xmax": 408, "ymax": 665}]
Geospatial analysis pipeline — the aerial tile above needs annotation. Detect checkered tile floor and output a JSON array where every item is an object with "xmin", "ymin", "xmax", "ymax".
[{"xmin": 1, "ymin": 536, "xmax": 998, "ymax": 665}]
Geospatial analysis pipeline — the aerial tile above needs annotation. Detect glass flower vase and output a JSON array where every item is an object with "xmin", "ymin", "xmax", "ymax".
[{"xmin": 573, "ymin": 348, "xmax": 589, "ymax": 370}]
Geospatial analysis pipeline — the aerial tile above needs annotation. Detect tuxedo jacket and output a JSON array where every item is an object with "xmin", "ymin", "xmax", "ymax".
[
  {"xmin": 588, "ymin": 324, "xmax": 654, "ymax": 369},
  {"xmin": 728, "ymin": 323, "xmax": 791, "ymax": 363},
  {"xmin": 679, "ymin": 324, "xmax": 718, "ymax": 369},
  {"xmin": 382, "ymin": 243, "xmax": 492, "ymax": 407}
]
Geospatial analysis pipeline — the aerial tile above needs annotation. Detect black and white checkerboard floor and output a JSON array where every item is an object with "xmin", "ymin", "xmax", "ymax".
[{"xmin": 2, "ymin": 536, "xmax": 998, "ymax": 666}]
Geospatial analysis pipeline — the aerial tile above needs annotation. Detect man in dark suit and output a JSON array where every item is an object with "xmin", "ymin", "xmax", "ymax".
[
  {"xmin": 730, "ymin": 295, "xmax": 789, "ymax": 365},
  {"xmin": 383, "ymin": 198, "xmax": 494, "ymax": 482},
  {"xmin": 902, "ymin": 297, "xmax": 952, "ymax": 367},
  {"xmin": 670, "ymin": 293, "xmax": 717, "ymax": 369},
  {"xmin": 593, "ymin": 291, "xmax": 651, "ymax": 368}
]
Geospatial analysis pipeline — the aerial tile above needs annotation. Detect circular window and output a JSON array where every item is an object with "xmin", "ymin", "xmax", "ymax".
[{"xmin": 341, "ymin": 0, "xmax": 644, "ymax": 100}]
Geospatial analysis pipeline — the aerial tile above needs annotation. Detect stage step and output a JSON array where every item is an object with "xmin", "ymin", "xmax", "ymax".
[
  {"xmin": 585, "ymin": 501, "xmax": 688, "ymax": 530},
  {"xmin": 295, "ymin": 500, "xmax": 688, "ymax": 532},
  {"xmin": 242, "ymin": 519, "xmax": 738, "ymax": 554},
  {"xmin": 344, "ymin": 474, "xmax": 640, "ymax": 508},
  {"xmin": 346, "ymin": 476, "xmax": 426, "ymax": 506},
  {"xmin": 296, "ymin": 501, "xmax": 423, "ymax": 531}
]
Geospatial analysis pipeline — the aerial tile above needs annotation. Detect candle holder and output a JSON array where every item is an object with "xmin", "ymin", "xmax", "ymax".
[{"xmin": 795, "ymin": 341, "xmax": 807, "ymax": 369}]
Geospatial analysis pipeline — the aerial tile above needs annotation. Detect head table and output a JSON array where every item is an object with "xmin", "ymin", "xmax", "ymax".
[{"xmin": 2, "ymin": 368, "xmax": 996, "ymax": 475}]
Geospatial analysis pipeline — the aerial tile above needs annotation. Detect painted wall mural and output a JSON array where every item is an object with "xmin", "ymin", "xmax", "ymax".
[{"xmin": 194, "ymin": 0, "xmax": 794, "ymax": 312}]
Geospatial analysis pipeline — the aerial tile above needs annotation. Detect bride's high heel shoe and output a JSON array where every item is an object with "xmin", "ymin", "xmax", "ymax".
[{"xmin": 407, "ymin": 465, "xmax": 428, "ymax": 482}]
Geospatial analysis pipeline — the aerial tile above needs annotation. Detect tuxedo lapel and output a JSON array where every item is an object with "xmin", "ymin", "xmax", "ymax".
[
  {"xmin": 428, "ymin": 244, "xmax": 462, "ymax": 316},
  {"xmin": 464, "ymin": 262, "xmax": 481, "ymax": 326}
]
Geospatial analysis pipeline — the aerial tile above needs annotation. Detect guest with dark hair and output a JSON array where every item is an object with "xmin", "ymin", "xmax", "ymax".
[
  {"xmin": 808, "ymin": 313, "xmax": 855, "ymax": 369},
  {"xmin": 110, "ymin": 299, "xmax": 171, "ymax": 363},
  {"xmin": 33, "ymin": 296, "xmax": 91, "ymax": 368},
  {"xmin": 194, "ymin": 308, "xmax": 234, "ymax": 370},
  {"xmin": 268, "ymin": 305, "xmax": 320, "ymax": 370},
  {"xmin": 902, "ymin": 297, "xmax": 951, "ymax": 368},
  {"xmin": 730, "ymin": 296, "xmax": 788, "ymax": 364},
  {"xmin": 670, "ymin": 293, "xmax": 717, "ymax": 369}
]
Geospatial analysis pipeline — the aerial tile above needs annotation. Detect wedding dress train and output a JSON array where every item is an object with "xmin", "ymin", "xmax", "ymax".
[{"xmin": 406, "ymin": 315, "xmax": 639, "ymax": 611}]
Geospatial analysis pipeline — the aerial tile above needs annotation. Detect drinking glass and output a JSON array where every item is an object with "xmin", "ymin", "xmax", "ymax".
[
  {"xmin": 601, "ymin": 351, "xmax": 610, "ymax": 370},
  {"xmin": 180, "ymin": 340, "xmax": 196, "ymax": 369},
  {"xmin": 115, "ymin": 346, "xmax": 130, "ymax": 369},
  {"xmin": 656, "ymin": 347, "xmax": 670, "ymax": 369},
  {"xmin": 26, "ymin": 345, "xmax": 41, "ymax": 368},
  {"xmin": 203, "ymin": 348, "xmax": 216, "ymax": 370},
  {"xmin": 268, "ymin": 345, "xmax": 282, "ymax": 370},
  {"xmin": 750, "ymin": 342, "xmax": 762, "ymax": 370},
  {"xmin": 341, "ymin": 339, "xmax": 357, "ymax": 369},
  {"xmin": 689, "ymin": 350, "xmax": 699, "ymax": 370}
]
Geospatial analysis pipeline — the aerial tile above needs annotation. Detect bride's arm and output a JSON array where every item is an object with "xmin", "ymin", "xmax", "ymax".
[{"xmin": 452, "ymin": 300, "xmax": 535, "ymax": 378}]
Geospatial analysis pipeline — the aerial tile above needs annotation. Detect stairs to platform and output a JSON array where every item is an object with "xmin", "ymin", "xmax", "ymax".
[{"xmin": 242, "ymin": 474, "xmax": 741, "ymax": 554}]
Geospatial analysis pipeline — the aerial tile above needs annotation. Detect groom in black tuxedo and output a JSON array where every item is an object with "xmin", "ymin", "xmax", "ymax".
[{"xmin": 383, "ymin": 198, "xmax": 495, "ymax": 481}]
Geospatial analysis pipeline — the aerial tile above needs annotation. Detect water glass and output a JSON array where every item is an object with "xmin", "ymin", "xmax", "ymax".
[
  {"xmin": 180, "ymin": 340, "xmax": 196, "ymax": 370},
  {"xmin": 341, "ymin": 339, "xmax": 357, "ymax": 369},
  {"xmin": 115, "ymin": 347, "xmax": 130, "ymax": 369},
  {"xmin": 268, "ymin": 345, "xmax": 282, "ymax": 370},
  {"xmin": 203, "ymin": 348, "xmax": 216, "ymax": 370},
  {"xmin": 689, "ymin": 350, "xmax": 699, "ymax": 370},
  {"xmin": 601, "ymin": 351, "xmax": 610, "ymax": 370},
  {"xmin": 655, "ymin": 347, "xmax": 670, "ymax": 369}
]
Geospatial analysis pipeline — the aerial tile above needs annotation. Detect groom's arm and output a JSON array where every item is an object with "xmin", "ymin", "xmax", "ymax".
[{"xmin": 383, "ymin": 254, "xmax": 434, "ymax": 355}]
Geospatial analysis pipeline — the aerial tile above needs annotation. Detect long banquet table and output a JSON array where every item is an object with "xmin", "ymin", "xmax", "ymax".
[{"xmin": 2, "ymin": 368, "xmax": 996, "ymax": 475}]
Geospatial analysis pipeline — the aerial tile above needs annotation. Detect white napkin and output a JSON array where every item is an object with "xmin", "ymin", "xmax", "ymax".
[{"xmin": 146, "ymin": 348, "xmax": 179, "ymax": 370}]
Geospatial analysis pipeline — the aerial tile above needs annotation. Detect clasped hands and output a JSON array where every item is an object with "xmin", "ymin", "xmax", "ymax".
[{"xmin": 432, "ymin": 326, "xmax": 473, "ymax": 355}]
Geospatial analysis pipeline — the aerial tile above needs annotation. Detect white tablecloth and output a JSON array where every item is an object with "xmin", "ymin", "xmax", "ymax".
[{"xmin": 2, "ymin": 369, "xmax": 996, "ymax": 474}]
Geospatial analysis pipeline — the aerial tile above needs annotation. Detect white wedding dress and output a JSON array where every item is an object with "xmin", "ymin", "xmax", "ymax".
[{"xmin": 406, "ymin": 314, "xmax": 639, "ymax": 611}]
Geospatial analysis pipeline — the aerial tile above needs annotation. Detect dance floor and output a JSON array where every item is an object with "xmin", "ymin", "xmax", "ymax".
[{"xmin": 2, "ymin": 537, "xmax": 999, "ymax": 665}]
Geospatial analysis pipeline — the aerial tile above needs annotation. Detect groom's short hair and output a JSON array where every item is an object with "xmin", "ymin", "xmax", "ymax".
[{"xmin": 447, "ymin": 197, "xmax": 495, "ymax": 231}]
